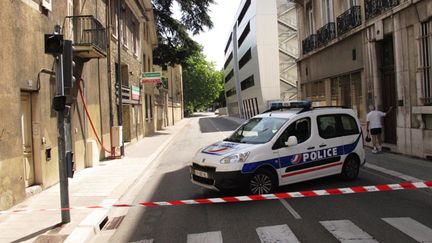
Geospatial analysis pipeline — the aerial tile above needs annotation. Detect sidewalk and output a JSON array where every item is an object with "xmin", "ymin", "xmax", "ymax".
[{"xmin": 0, "ymin": 119, "xmax": 190, "ymax": 243}]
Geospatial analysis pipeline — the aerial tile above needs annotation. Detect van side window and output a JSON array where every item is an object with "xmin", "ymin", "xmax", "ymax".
[
  {"xmin": 272, "ymin": 118, "xmax": 311, "ymax": 150},
  {"xmin": 317, "ymin": 115, "xmax": 338, "ymax": 139},
  {"xmin": 318, "ymin": 114, "xmax": 359, "ymax": 139},
  {"xmin": 341, "ymin": 114, "xmax": 359, "ymax": 135}
]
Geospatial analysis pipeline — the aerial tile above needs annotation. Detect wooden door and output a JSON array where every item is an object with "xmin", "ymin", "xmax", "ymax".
[{"xmin": 380, "ymin": 37, "xmax": 397, "ymax": 144}]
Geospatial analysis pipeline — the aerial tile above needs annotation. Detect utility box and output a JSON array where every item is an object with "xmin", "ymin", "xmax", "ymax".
[
  {"xmin": 111, "ymin": 126, "xmax": 123, "ymax": 147},
  {"xmin": 85, "ymin": 139, "xmax": 99, "ymax": 167}
]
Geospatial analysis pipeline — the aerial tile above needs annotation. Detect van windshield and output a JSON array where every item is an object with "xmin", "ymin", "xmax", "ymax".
[{"xmin": 225, "ymin": 117, "xmax": 288, "ymax": 144}]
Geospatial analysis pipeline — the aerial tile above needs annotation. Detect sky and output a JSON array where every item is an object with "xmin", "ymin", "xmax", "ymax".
[{"xmin": 174, "ymin": 0, "xmax": 242, "ymax": 70}]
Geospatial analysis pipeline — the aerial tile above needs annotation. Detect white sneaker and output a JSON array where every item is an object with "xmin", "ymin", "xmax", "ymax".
[{"xmin": 372, "ymin": 148, "xmax": 378, "ymax": 154}]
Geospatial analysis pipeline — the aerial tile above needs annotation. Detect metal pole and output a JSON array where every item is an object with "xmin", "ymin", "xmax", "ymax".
[
  {"xmin": 55, "ymin": 46, "xmax": 71, "ymax": 224},
  {"xmin": 117, "ymin": 0, "xmax": 125, "ymax": 156}
]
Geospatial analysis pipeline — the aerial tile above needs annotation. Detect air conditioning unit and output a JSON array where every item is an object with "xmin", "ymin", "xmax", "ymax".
[{"xmin": 41, "ymin": 0, "xmax": 52, "ymax": 11}]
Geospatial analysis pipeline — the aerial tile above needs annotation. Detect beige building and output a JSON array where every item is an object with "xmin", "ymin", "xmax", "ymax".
[
  {"xmin": 296, "ymin": 0, "xmax": 432, "ymax": 158},
  {"xmin": 0, "ymin": 0, "xmax": 172, "ymax": 211}
]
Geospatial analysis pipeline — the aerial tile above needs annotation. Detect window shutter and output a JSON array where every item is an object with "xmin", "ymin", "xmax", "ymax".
[{"xmin": 42, "ymin": 0, "xmax": 52, "ymax": 11}]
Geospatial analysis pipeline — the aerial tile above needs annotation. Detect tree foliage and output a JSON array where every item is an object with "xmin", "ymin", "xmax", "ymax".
[
  {"xmin": 152, "ymin": 0, "xmax": 214, "ymax": 65},
  {"xmin": 183, "ymin": 52, "xmax": 224, "ymax": 112}
]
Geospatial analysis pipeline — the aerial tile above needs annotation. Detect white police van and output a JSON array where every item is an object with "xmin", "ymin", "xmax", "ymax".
[{"xmin": 190, "ymin": 102, "xmax": 365, "ymax": 194}]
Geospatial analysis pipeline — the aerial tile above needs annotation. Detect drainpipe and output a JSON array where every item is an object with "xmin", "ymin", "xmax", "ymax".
[
  {"xmin": 232, "ymin": 23, "xmax": 245, "ymax": 119},
  {"xmin": 117, "ymin": 0, "xmax": 124, "ymax": 156}
]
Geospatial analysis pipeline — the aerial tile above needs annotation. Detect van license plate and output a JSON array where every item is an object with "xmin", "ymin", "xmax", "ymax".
[{"xmin": 194, "ymin": 170, "xmax": 208, "ymax": 178}]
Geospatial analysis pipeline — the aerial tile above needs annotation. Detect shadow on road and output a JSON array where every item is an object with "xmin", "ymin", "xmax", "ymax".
[
  {"xmin": 198, "ymin": 117, "xmax": 239, "ymax": 133},
  {"xmin": 119, "ymin": 164, "xmax": 375, "ymax": 242}
]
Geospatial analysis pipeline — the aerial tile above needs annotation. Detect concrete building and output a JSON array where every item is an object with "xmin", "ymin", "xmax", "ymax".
[
  {"xmin": 0, "ymin": 0, "xmax": 164, "ymax": 210},
  {"xmin": 223, "ymin": 0, "xmax": 299, "ymax": 118},
  {"xmin": 296, "ymin": 0, "xmax": 432, "ymax": 158}
]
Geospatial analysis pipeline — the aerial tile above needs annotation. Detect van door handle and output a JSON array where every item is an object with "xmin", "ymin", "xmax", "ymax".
[
  {"xmin": 307, "ymin": 146, "xmax": 315, "ymax": 150},
  {"xmin": 319, "ymin": 144, "xmax": 327, "ymax": 148}
]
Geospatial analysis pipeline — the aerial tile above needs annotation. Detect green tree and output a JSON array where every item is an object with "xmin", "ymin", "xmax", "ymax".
[
  {"xmin": 183, "ymin": 52, "xmax": 224, "ymax": 112},
  {"xmin": 153, "ymin": 0, "xmax": 214, "ymax": 65}
]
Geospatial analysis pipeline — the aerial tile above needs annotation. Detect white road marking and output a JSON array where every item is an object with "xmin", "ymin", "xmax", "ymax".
[
  {"xmin": 382, "ymin": 217, "xmax": 432, "ymax": 242},
  {"xmin": 129, "ymin": 240, "xmax": 153, "ymax": 243},
  {"xmin": 187, "ymin": 231, "xmax": 223, "ymax": 243},
  {"xmin": 256, "ymin": 224, "xmax": 300, "ymax": 243},
  {"xmin": 365, "ymin": 163, "xmax": 422, "ymax": 182},
  {"xmin": 278, "ymin": 199, "xmax": 302, "ymax": 219},
  {"xmin": 320, "ymin": 220, "xmax": 378, "ymax": 243}
]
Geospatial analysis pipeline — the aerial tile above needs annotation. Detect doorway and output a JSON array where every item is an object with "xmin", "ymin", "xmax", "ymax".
[
  {"xmin": 20, "ymin": 93, "xmax": 35, "ymax": 187},
  {"xmin": 379, "ymin": 36, "xmax": 397, "ymax": 144}
]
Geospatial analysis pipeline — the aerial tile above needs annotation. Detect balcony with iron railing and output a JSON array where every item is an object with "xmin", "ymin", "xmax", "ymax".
[
  {"xmin": 302, "ymin": 34, "xmax": 317, "ymax": 54},
  {"xmin": 67, "ymin": 15, "xmax": 107, "ymax": 59},
  {"xmin": 365, "ymin": 0, "xmax": 400, "ymax": 20},
  {"xmin": 337, "ymin": 6, "xmax": 362, "ymax": 36},
  {"xmin": 316, "ymin": 22, "xmax": 336, "ymax": 47}
]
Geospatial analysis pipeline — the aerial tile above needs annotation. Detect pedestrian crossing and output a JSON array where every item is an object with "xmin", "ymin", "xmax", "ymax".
[{"xmin": 132, "ymin": 217, "xmax": 432, "ymax": 243}]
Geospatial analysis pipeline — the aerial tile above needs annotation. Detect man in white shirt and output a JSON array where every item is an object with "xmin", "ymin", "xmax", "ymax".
[{"xmin": 366, "ymin": 105, "xmax": 393, "ymax": 153}]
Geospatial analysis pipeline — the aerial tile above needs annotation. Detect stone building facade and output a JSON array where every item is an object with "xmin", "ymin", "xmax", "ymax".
[
  {"xmin": 0, "ymin": 0, "xmax": 169, "ymax": 210},
  {"xmin": 296, "ymin": 0, "xmax": 432, "ymax": 158}
]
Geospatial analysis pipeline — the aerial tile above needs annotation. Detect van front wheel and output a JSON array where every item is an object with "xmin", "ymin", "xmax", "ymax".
[
  {"xmin": 341, "ymin": 155, "xmax": 360, "ymax": 180},
  {"xmin": 248, "ymin": 169, "xmax": 277, "ymax": 194}
]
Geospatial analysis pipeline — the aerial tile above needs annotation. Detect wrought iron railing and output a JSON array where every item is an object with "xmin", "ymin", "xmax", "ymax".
[
  {"xmin": 316, "ymin": 22, "xmax": 336, "ymax": 47},
  {"xmin": 68, "ymin": 15, "xmax": 107, "ymax": 54},
  {"xmin": 302, "ymin": 34, "xmax": 317, "ymax": 54},
  {"xmin": 365, "ymin": 0, "xmax": 400, "ymax": 20},
  {"xmin": 337, "ymin": 6, "xmax": 362, "ymax": 36}
]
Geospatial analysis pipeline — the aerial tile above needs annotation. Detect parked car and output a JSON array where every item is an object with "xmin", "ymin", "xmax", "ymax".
[{"xmin": 190, "ymin": 103, "xmax": 365, "ymax": 194}]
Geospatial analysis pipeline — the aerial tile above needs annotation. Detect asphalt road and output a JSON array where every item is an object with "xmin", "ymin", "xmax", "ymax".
[{"xmin": 105, "ymin": 113, "xmax": 432, "ymax": 243}]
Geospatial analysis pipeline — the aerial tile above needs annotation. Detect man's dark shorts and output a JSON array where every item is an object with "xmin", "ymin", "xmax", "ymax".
[{"xmin": 371, "ymin": 128, "xmax": 382, "ymax": 135}]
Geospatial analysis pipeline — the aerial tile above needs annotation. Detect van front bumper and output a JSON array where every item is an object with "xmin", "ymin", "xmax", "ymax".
[{"xmin": 190, "ymin": 163, "xmax": 249, "ymax": 191}]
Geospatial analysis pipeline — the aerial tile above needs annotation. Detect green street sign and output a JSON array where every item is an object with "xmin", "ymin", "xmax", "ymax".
[{"xmin": 141, "ymin": 72, "xmax": 162, "ymax": 83}]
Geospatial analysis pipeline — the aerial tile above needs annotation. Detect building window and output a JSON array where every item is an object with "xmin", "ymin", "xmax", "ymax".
[
  {"xmin": 346, "ymin": 0, "xmax": 358, "ymax": 9},
  {"xmin": 224, "ymin": 52, "xmax": 233, "ymax": 69},
  {"xmin": 111, "ymin": 0, "xmax": 119, "ymax": 38},
  {"xmin": 322, "ymin": 0, "xmax": 334, "ymax": 24},
  {"xmin": 237, "ymin": 0, "xmax": 251, "ymax": 25},
  {"xmin": 226, "ymin": 88, "xmax": 236, "ymax": 97},
  {"xmin": 225, "ymin": 33, "xmax": 232, "ymax": 54},
  {"xmin": 225, "ymin": 69, "xmax": 234, "ymax": 83},
  {"xmin": 238, "ymin": 22, "xmax": 250, "ymax": 48},
  {"xmin": 241, "ymin": 75, "xmax": 254, "ymax": 90},
  {"xmin": 421, "ymin": 20, "xmax": 432, "ymax": 105},
  {"xmin": 239, "ymin": 48, "xmax": 252, "ymax": 69},
  {"xmin": 306, "ymin": 3, "xmax": 315, "ymax": 35}
]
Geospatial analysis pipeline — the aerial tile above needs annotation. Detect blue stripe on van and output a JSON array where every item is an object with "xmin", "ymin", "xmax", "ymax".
[{"xmin": 241, "ymin": 134, "xmax": 361, "ymax": 174}]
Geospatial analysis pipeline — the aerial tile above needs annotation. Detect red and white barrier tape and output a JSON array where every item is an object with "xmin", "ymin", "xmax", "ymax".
[{"xmin": 1, "ymin": 181, "xmax": 431, "ymax": 214}]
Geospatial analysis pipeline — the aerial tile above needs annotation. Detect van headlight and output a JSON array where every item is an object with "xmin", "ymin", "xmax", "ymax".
[{"xmin": 220, "ymin": 152, "xmax": 250, "ymax": 164}]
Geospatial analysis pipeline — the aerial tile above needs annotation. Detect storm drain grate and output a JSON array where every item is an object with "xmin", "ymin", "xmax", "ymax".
[{"xmin": 103, "ymin": 215, "xmax": 126, "ymax": 231}]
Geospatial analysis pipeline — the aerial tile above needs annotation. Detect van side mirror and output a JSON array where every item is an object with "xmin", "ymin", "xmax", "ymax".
[{"xmin": 285, "ymin": 136, "xmax": 298, "ymax": 147}]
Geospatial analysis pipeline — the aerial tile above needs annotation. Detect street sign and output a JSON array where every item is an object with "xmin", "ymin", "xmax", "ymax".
[
  {"xmin": 131, "ymin": 86, "xmax": 140, "ymax": 100},
  {"xmin": 141, "ymin": 72, "xmax": 162, "ymax": 83}
]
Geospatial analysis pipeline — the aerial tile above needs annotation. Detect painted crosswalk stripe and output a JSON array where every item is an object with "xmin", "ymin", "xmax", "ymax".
[
  {"xmin": 256, "ymin": 224, "xmax": 300, "ymax": 243},
  {"xmin": 187, "ymin": 231, "xmax": 223, "ymax": 243},
  {"xmin": 320, "ymin": 220, "xmax": 378, "ymax": 243},
  {"xmin": 382, "ymin": 217, "xmax": 432, "ymax": 242}
]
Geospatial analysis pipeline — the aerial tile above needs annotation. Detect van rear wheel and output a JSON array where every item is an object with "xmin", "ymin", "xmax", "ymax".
[
  {"xmin": 248, "ymin": 169, "xmax": 277, "ymax": 194},
  {"xmin": 341, "ymin": 155, "xmax": 360, "ymax": 180}
]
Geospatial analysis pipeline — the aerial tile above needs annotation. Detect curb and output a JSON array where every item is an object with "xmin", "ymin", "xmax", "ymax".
[{"xmin": 64, "ymin": 119, "xmax": 190, "ymax": 243}]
